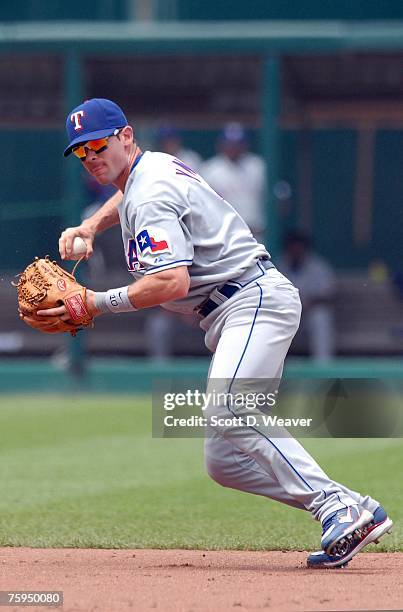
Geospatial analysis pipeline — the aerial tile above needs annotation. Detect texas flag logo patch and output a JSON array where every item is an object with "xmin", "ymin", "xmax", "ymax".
[{"xmin": 136, "ymin": 228, "xmax": 171, "ymax": 256}]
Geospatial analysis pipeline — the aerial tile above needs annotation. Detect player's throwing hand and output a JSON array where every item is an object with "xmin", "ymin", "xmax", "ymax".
[{"xmin": 59, "ymin": 224, "xmax": 95, "ymax": 261}]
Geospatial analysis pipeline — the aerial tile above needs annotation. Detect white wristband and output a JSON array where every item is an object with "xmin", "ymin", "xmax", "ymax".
[{"xmin": 94, "ymin": 286, "xmax": 137, "ymax": 314}]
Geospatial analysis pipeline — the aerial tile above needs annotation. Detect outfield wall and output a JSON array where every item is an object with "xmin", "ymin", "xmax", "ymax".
[{"xmin": 2, "ymin": 358, "xmax": 403, "ymax": 393}]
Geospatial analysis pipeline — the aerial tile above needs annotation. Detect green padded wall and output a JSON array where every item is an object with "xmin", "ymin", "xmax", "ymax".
[
  {"xmin": 1, "ymin": 0, "xmax": 127, "ymax": 22},
  {"xmin": 178, "ymin": 0, "xmax": 403, "ymax": 21},
  {"xmin": 1, "ymin": 127, "xmax": 402, "ymax": 272}
]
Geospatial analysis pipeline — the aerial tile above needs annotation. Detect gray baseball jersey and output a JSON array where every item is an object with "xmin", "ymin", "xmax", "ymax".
[{"xmin": 118, "ymin": 151, "xmax": 269, "ymax": 314}]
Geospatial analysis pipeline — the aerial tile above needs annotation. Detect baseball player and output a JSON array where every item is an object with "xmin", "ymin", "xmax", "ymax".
[
  {"xmin": 156, "ymin": 125, "xmax": 202, "ymax": 173},
  {"xmin": 200, "ymin": 122, "xmax": 266, "ymax": 242},
  {"xmin": 40, "ymin": 98, "xmax": 392, "ymax": 568}
]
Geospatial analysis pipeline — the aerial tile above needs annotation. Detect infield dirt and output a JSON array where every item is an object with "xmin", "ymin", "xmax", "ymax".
[{"xmin": 0, "ymin": 548, "xmax": 402, "ymax": 611}]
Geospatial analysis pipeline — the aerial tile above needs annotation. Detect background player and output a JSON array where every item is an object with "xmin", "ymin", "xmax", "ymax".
[
  {"xmin": 43, "ymin": 98, "xmax": 392, "ymax": 568},
  {"xmin": 156, "ymin": 124, "xmax": 202, "ymax": 172},
  {"xmin": 278, "ymin": 231, "xmax": 335, "ymax": 361},
  {"xmin": 200, "ymin": 122, "xmax": 266, "ymax": 243}
]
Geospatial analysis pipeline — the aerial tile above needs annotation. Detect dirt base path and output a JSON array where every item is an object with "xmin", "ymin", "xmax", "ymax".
[{"xmin": 0, "ymin": 548, "xmax": 402, "ymax": 612}]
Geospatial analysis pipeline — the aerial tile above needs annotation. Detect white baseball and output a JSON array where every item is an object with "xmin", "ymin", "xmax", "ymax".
[{"xmin": 71, "ymin": 236, "xmax": 87, "ymax": 260}]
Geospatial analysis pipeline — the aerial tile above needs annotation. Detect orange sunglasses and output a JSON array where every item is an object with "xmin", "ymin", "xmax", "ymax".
[{"xmin": 72, "ymin": 128, "xmax": 122, "ymax": 160}]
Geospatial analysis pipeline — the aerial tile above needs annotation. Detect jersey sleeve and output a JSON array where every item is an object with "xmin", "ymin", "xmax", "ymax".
[{"xmin": 133, "ymin": 200, "xmax": 194, "ymax": 275}]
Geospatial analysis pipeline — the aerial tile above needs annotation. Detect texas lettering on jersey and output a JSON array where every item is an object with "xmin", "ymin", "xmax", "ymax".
[
  {"xmin": 126, "ymin": 238, "xmax": 145, "ymax": 272},
  {"xmin": 172, "ymin": 158, "xmax": 200, "ymax": 182}
]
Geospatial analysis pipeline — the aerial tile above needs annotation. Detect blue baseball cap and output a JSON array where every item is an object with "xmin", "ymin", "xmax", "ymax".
[
  {"xmin": 156, "ymin": 125, "xmax": 181, "ymax": 141},
  {"xmin": 220, "ymin": 122, "xmax": 248, "ymax": 143},
  {"xmin": 64, "ymin": 98, "xmax": 128, "ymax": 157}
]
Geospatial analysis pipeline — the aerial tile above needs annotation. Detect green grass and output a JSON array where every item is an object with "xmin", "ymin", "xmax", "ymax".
[{"xmin": 0, "ymin": 394, "xmax": 401, "ymax": 551}]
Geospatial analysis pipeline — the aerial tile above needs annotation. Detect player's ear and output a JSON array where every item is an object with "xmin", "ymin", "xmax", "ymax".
[{"xmin": 120, "ymin": 125, "xmax": 134, "ymax": 144}]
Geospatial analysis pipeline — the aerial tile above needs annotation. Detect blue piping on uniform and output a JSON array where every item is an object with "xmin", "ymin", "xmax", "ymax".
[
  {"xmin": 225, "ymin": 281, "xmax": 315, "ymax": 493},
  {"xmin": 225, "ymin": 260, "xmax": 268, "ymax": 291},
  {"xmin": 145, "ymin": 259, "xmax": 193, "ymax": 272},
  {"xmin": 228, "ymin": 282, "xmax": 263, "ymax": 384},
  {"xmin": 130, "ymin": 152, "xmax": 144, "ymax": 173},
  {"xmin": 236, "ymin": 261, "xmax": 266, "ymax": 288},
  {"xmin": 336, "ymin": 493, "xmax": 348, "ymax": 509}
]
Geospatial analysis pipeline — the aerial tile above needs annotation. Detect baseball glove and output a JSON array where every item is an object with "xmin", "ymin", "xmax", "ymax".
[{"xmin": 14, "ymin": 256, "xmax": 93, "ymax": 336}]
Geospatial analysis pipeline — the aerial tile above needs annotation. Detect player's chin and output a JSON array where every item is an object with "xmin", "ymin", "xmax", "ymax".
[{"xmin": 91, "ymin": 171, "xmax": 110, "ymax": 185}]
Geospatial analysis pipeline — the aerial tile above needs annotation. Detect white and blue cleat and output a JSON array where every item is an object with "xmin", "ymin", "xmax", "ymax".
[
  {"xmin": 307, "ymin": 505, "xmax": 393, "ymax": 569},
  {"xmin": 321, "ymin": 504, "xmax": 374, "ymax": 554}
]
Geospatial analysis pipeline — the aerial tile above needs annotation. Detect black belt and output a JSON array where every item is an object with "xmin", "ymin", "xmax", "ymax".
[{"xmin": 195, "ymin": 258, "xmax": 275, "ymax": 318}]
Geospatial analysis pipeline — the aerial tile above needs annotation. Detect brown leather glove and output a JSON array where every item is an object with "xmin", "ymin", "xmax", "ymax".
[{"xmin": 15, "ymin": 256, "xmax": 93, "ymax": 336}]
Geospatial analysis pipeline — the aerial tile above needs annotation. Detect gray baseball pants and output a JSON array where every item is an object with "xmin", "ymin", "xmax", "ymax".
[{"xmin": 202, "ymin": 267, "xmax": 379, "ymax": 523}]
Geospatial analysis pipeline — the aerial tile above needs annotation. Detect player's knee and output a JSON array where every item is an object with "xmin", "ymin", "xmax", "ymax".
[{"xmin": 205, "ymin": 454, "xmax": 231, "ymax": 488}]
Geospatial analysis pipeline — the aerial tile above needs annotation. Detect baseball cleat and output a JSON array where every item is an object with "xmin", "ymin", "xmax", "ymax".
[
  {"xmin": 306, "ymin": 550, "xmax": 350, "ymax": 569},
  {"xmin": 321, "ymin": 504, "xmax": 373, "ymax": 555},
  {"xmin": 307, "ymin": 505, "xmax": 393, "ymax": 569}
]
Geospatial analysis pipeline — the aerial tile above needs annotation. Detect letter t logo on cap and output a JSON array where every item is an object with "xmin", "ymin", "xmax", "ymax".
[{"xmin": 71, "ymin": 110, "xmax": 85, "ymax": 131}]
